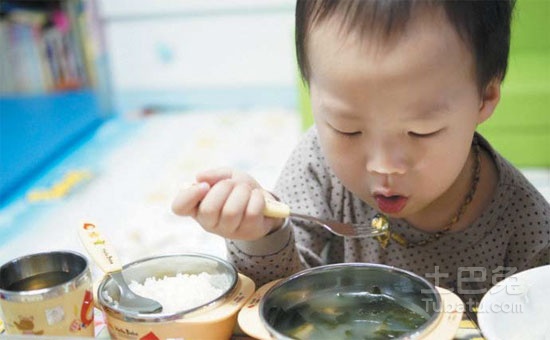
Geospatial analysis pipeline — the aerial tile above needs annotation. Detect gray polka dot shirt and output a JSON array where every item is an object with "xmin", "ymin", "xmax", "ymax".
[{"xmin": 226, "ymin": 128, "xmax": 550, "ymax": 305}]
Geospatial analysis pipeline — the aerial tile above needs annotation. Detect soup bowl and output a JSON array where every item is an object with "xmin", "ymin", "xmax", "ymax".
[{"xmin": 239, "ymin": 263, "xmax": 463, "ymax": 340}]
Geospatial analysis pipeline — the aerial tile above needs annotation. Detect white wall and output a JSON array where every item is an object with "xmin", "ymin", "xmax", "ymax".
[
  {"xmin": 98, "ymin": 1, "xmax": 296, "ymax": 96},
  {"xmin": 98, "ymin": 0, "xmax": 294, "ymax": 18}
]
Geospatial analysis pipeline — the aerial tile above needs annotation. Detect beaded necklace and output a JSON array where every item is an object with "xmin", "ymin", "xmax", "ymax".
[{"xmin": 371, "ymin": 138, "xmax": 482, "ymax": 249}]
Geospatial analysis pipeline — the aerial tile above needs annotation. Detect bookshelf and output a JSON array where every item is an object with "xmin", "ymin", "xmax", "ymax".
[{"xmin": 0, "ymin": 0, "xmax": 111, "ymax": 205}]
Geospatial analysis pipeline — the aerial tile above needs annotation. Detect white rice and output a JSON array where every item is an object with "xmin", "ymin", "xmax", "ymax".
[{"xmin": 127, "ymin": 272, "xmax": 226, "ymax": 314}]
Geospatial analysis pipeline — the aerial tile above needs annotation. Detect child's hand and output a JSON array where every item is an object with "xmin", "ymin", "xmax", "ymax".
[{"xmin": 171, "ymin": 168, "xmax": 283, "ymax": 240}]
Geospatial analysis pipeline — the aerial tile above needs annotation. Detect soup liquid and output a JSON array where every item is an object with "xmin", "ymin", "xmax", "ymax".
[
  {"xmin": 7, "ymin": 271, "xmax": 73, "ymax": 291},
  {"xmin": 272, "ymin": 292, "xmax": 430, "ymax": 340}
]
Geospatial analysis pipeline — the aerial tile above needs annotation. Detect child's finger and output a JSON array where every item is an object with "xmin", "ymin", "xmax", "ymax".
[
  {"xmin": 171, "ymin": 182, "xmax": 210, "ymax": 217},
  {"xmin": 196, "ymin": 180, "xmax": 235, "ymax": 230},
  {"xmin": 218, "ymin": 183, "xmax": 253, "ymax": 233},
  {"xmin": 239, "ymin": 188, "xmax": 273, "ymax": 238},
  {"xmin": 195, "ymin": 167, "xmax": 234, "ymax": 186}
]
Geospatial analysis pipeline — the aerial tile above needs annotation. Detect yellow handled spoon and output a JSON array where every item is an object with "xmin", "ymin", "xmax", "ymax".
[{"xmin": 78, "ymin": 222, "xmax": 163, "ymax": 314}]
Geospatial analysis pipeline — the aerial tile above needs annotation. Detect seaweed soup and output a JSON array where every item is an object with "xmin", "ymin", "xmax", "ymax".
[{"xmin": 267, "ymin": 289, "xmax": 431, "ymax": 340}]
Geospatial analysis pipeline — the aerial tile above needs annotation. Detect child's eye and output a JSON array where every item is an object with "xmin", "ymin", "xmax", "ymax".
[
  {"xmin": 338, "ymin": 130, "xmax": 362, "ymax": 137},
  {"xmin": 328, "ymin": 123, "xmax": 362, "ymax": 137},
  {"xmin": 408, "ymin": 130, "xmax": 441, "ymax": 138}
]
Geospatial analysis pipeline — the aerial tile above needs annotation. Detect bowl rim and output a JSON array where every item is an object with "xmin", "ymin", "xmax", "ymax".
[
  {"xmin": 97, "ymin": 252, "xmax": 238, "ymax": 322},
  {"xmin": 259, "ymin": 262, "xmax": 442, "ymax": 340}
]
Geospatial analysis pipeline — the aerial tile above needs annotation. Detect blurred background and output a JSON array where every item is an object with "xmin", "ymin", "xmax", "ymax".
[{"xmin": 0, "ymin": 0, "xmax": 548, "ymax": 268}]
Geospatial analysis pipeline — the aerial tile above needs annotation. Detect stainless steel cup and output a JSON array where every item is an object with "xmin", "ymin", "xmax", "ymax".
[{"xmin": 0, "ymin": 251, "xmax": 94, "ymax": 337}]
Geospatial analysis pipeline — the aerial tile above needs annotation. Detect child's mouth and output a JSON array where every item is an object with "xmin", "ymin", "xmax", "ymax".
[{"xmin": 374, "ymin": 194, "xmax": 408, "ymax": 214}]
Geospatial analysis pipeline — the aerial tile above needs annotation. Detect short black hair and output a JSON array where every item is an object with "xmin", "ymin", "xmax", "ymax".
[{"xmin": 296, "ymin": 0, "xmax": 515, "ymax": 91}]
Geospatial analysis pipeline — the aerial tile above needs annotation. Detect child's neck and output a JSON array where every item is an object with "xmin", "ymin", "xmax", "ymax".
[
  {"xmin": 463, "ymin": 146, "xmax": 499, "ymax": 229},
  {"xmin": 407, "ymin": 144, "xmax": 498, "ymax": 233}
]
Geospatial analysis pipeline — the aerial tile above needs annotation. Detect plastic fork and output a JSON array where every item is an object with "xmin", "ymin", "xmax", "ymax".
[{"xmin": 263, "ymin": 199, "xmax": 388, "ymax": 238}]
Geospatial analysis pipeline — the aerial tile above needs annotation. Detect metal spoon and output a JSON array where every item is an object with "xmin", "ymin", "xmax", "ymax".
[{"xmin": 78, "ymin": 222, "xmax": 163, "ymax": 314}]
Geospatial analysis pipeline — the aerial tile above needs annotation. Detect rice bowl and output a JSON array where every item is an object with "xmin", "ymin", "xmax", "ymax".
[
  {"xmin": 96, "ymin": 253, "xmax": 255, "ymax": 340},
  {"xmin": 126, "ymin": 272, "xmax": 227, "ymax": 314}
]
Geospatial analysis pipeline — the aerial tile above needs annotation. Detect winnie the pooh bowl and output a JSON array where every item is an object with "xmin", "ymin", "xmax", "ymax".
[{"xmin": 0, "ymin": 251, "xmax": 94, "ymax": 337}]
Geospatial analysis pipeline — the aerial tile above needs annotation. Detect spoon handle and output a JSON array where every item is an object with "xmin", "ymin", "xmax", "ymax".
[
  {"xmin": 78, "ymin": 222, "xmax": 122, "ymax": 274},
  {"xmin": 263, "ymin": 199, "xmax": 291, "ymax": 218}
]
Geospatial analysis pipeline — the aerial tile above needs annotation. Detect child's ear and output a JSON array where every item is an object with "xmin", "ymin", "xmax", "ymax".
[{"xmin": 477, "ymin": 79, "xmax": 501, "ymax": 124}]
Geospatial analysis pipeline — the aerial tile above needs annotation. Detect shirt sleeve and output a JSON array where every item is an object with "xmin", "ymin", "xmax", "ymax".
[
  {"xmin": 225, "ymin": 128, "xmax": 338, "ymax": 286},
  {"xmin": 225, "ymin": 219, "xmax": 303, "ymax": 286}
]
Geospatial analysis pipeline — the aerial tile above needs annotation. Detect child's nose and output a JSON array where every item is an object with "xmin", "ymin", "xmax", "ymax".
[{"xmin": 365, "ymin": 140, "xmax": 407, "ymax": 175}]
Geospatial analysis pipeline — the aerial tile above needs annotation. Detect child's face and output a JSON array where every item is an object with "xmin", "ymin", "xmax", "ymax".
[{"xmin": 307, "ymin": 8, "xmax": 496, "ymax": 219}]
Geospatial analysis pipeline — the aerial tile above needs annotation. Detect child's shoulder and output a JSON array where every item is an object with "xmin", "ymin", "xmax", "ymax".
[
  {"xmin": 281, "ymin": 125, "xmax": 339, "ymax": 186},
  {"xmin": 479, "ymin": 133, "xmax": 550, "ymax": 218},
  {"xmin": 478, "ymin": 134, "xmax": 549, "ymax": 268},
  {"xmin": 290, "ymin": 125, "xmax": 324, "ymax": 161}
]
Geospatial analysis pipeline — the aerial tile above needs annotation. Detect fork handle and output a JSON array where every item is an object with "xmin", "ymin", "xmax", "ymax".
[{"xmin": 263, "ymin": 199, "xmax": 291, "ymax": 218}]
